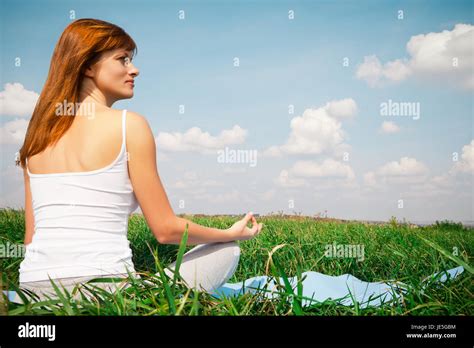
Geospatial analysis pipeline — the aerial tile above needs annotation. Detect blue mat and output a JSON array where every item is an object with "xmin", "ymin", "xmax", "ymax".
[
  {"xmin": 2, "ymin": 266, "xmax": 465, "ymax": 308},
  {"xmin": 209, "ymin": 266, "xmax": 465, "ymax": 309}
]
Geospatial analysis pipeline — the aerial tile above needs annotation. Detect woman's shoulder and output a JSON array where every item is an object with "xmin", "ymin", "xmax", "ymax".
[
  {"xmin": 94, "ymin": 108, "xmax": 152, "ymax": 148},
  {"xmin": 123, "ymin": 110, "xmax": 156, "ymax": 153},
  {"xmin": 99, "ymin": 108, "xmax": 148, "ymax": 131},
  {"xmin": 124, "ymin": 110, "xmax": 152, "ymax": 133},
  {"xmin": 124, "ymin": 109, "xmax": 147, "ymax": 123}
]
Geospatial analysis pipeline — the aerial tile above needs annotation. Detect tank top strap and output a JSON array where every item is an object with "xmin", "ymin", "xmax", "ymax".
[{"xmin": 122, "ymin": 109, "xmax": 127, "ymax": 154}]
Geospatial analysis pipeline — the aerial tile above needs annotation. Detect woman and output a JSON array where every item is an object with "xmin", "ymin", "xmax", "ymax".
[{"xmin": 14, "ymin": 18, "xmax": 263, "ymax": 302}]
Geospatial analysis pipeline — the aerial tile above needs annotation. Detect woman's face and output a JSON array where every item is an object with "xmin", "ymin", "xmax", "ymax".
[{"xmin": 85, "ymin": 48, "xmax": 139, "ymax": 102}]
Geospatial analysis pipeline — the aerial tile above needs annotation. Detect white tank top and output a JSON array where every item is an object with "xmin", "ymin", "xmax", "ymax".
[{"xmin": 19, "ymin": 109, "xmax": 139, "ymax": 283}]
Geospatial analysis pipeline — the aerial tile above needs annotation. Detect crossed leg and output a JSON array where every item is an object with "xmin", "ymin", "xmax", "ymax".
[{"xmin": 162, "ymin": 241, "xmax": 241, "ymax": 293}]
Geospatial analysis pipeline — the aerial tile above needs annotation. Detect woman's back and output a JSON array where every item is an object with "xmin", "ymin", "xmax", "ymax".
[
  {"xmin": 27, "ymin": 108, "xmax": 127, "ymax": 176},
  {"xmin": 20, "ymin": 109, "xmax": 139, "ymax": 283}
]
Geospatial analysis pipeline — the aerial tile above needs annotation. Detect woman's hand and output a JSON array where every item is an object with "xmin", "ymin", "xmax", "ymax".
[{"xmin": 227, "ymin": 212, "xmax": 263, "ymax": 241}]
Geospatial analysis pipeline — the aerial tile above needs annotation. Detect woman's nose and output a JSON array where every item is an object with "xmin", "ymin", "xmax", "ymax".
[{"xmin": 129, "ymin": 64, "xmax": 139, "ymax": 77}]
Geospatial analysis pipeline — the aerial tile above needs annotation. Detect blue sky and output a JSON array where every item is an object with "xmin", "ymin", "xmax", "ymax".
[{"xmin": 1, "ymin": 0, "xmax": 473, "ymax": 223}]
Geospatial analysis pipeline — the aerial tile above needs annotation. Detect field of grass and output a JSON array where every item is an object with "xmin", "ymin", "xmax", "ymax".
[{"xmin": 1, "ymin": 208, "xmax": 472, "ymax": 316}]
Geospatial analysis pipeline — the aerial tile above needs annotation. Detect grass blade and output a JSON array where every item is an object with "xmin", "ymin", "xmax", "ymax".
[{"xmin": 418, "ymin": 235, "xmax": 473, "ymax": 274}]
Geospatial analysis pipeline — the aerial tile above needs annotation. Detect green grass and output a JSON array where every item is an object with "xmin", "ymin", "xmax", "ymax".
[{"xmin": 0, "ymin": 208, "xmax": 472, "ymax": 316}]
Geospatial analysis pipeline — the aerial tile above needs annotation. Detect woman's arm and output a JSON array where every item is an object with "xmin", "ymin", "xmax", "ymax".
[
  {"xmin": 126, "ymin": 111, "xmax": 241, "ymax": 245},
  {"xmin": 168, "ymin": 212, "xmax": 262, "ymax": 245},
  {"xmin": 166, "ymin": 216, "xmax": 235, "ymax": 245},
  {"xmin": 23, "ymin": 167, "xmax": 35, "ymax": 246}
]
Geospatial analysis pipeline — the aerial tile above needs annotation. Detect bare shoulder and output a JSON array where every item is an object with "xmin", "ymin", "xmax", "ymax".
[
  {"xmin": 126, "ymin": 110, "xmax": 149, "ymax": 128},
  {"xmin": 125, "ymin": 110, "xmax": 156, "ymax": 150},
  {"xmin": 126, "ymin": 110, "xmax": 153, "ymax": 136}
]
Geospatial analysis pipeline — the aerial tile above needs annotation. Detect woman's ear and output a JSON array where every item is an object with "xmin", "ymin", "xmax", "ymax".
[{"xmin": 83, "ymin": 65, "xmax": 95, "ymax": 78}]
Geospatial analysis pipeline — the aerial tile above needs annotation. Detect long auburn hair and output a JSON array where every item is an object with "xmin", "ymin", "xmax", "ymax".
[{"xmin": 16, "ymin": 18, "xmax": 137, "ymax": 169}]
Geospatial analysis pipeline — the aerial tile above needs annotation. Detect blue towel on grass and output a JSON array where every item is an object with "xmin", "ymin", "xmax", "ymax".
[{"xmin": 210, "ymin": 266, "xmax": 465, "ymax": 309}]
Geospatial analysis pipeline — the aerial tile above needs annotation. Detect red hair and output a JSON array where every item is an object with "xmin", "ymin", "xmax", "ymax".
[{"xmin": 17, "ymin": 18, "xmax": 137, "ymax": 169}]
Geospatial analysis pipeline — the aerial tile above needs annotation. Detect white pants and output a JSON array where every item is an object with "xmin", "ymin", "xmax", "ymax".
[{"xmin": 15, "ymin": 241, "xmax": 241, "ymax": 303}]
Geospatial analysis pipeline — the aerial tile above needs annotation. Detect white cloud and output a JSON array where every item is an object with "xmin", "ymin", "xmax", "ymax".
[
  {"xmin": 275, "ymin": 158, "xmax": 356, "ymax": 189},
  {"xmin": 356, "ymin": 55, "xmax": 412, "ymax": 88},
  {"xmin": 407, "ymin": 23, "xmax": 472, "ymax": 74},
  {"xmin": 0, "ymin": 83, "xmax": 39, "ymax": 117},
  {"xmin": 262, "ymin": 145, "xmax": 283, "ymax": 157},
  {"xmin": 171, "ymin": 170, "xmax": 224, "ymax": 189},
  {"xmin": 382, "ymin": 58, "xmax": 413, "ymax": 82},
  {"xmin": 155, "ymin": 125, "xmax": 247, "ymax": 154},
  {"xmin": 323, "ymin": 98, "xmax": 358, "ymax": 120},
  {"xmin": 398, "ymin": 178, "xmax": 455, "ymax": 198},
  {"xmin": 291, "ymin": 159, "xmax": 355, "ymax": 180},
  {"xmin": 377, "ymin": 157, "xmax": 429, "ymax": 177},
  {"xmin": 450, "ymin": 140, "xmax": 474, "ymax": 174},
  {"xmin": 380, "ymin": 121, "xmax": 400, "ymax": 134},
  {"xmin": 356, "ymin": 23, "xmax": 474, "ymax": 89},
  {"xmin": 274, "ymin": 170, "xmax": 307, "ymax": 188},
  {"xmin": 364, "ymin": 157, "xmax": 430, "ymax": 187},
  {"xmin": 364, "ymin": 140, "xmax": 473, "ymax": 198},
  {"xmin": 263, "ymin": 98, "xmax": 356, "ymax": 157},
  {"xmin": 355, "ymin": 56, "xmax": 382, "ymax": 88},
  {"xmin": 0, "ymin": 118, "xmax": 29, "ymax": 144},
  {"xmin": 400, "ymin": 170, "xmax": 465, "ymax": 199}
]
